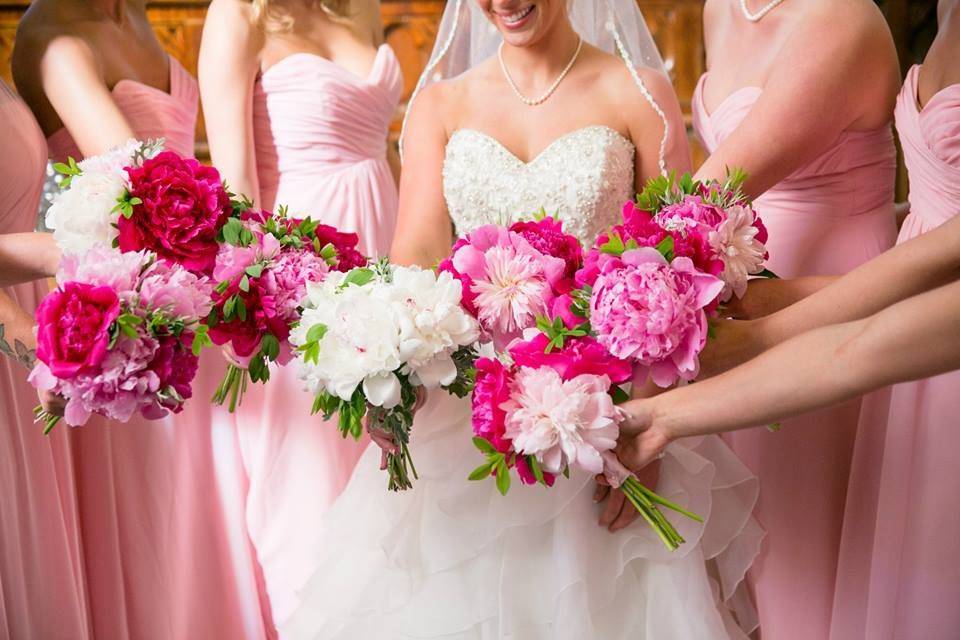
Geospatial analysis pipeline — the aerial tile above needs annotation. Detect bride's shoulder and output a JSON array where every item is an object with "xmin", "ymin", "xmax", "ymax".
[
  {"xmin": 409, "ymin": 57, "xmax": 500, "ymax": 124},
  {"xmin": 581, "ymin": 45, "xmax": 679, "ymax": 125}
]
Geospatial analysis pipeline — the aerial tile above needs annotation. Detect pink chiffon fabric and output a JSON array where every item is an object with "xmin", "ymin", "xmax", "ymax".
[
  {"xmin": 692, "ymin": 73, "xmax": 898, "ymax": 640},
  {"xmin": 46, "ymin": 57, "xmax": 271, "ymax": 639},
  {"xmin": 830, "ymin": 65, "xmax": 960, "ymax": 640},
  {"xmin": 0, "ymin": 80, "xmax": 92, "ymax": 640},
  {"xmin": 221, "ymin": 44, "xmax": 402, "ymax": 628}
]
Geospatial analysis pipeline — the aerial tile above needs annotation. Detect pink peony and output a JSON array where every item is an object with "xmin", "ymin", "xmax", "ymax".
[
  {"xmin": 57, "ymin": 246, "xmax": 151, "ymax": 297},
  {"xmin": 138, "ymin": 260, "xmax": 214, "ymax": 319},
  {"xmin": 503, "ymin": 367, "xmax": 621, "ymax": 475},
  {"xmin": 271, "ymin": 249, "xmax": 330, "ymax": 320},
  {"xmin": 118, "ymin": 151, "xmax": 231, "ymax": 275},
  {"xmin": 438, "ymin": 238, "xmax": 478, "ymax": 316},
  {"xmin": 508, "ymin": 331, "xmax": 633, "ymax": 385},
  {"xmin": 471, "ymin": 357, "xmax": 514, "ymax": 454},
  {"xmin": 35, "ymin": 282, "xmax": 121, "ymax": 378},
  {"xmin": 590, "ymin": 248, "xmax": 725, "ymax": 387},
  {"xmin": 450, "ymin": 225, "xmax": 566, "ymax": 344}
]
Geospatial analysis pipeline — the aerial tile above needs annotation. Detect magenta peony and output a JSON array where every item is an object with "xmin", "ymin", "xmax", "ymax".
[
  {"xmin": 149, "ymin": 334, "xmax": 200, "ymax": 412},
  {"xmin": 118, "ymin": 151, "xmax": 231, "ymax": 275},
  {"xmin": 35, "ymin": 282, "xmax": 121, "ymax": 378},
  {"xmin": 471, "ymin": 356, "xmax": 514, "ymax": 454},
  {"xmin": 509, "ymin": 216, "xmax": 583, "ymax": 283},
  {"xmin": 590, "ymin": 248, "xmax": 724, "ymax": 387},
  {"xmin": 508, "ymin": 331, "xmax": 633, "ymax": 385}
]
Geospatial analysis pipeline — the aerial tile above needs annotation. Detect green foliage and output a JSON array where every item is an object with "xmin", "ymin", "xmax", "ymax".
[{"xmin": 52, "ymin": 157, "xmax": 82, "ymax": 189}]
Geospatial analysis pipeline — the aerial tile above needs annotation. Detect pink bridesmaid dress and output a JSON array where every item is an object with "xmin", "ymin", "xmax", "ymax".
[
  {"xmin": 830, "ymin": 65, "xmax": 960, "ymax": 640},
  {"xmin": 223, "ymin": 44, "xmax": 402, "ymax": 628},
  {"xmin": 0, "ymin": 80, "xmax": 91, "ymax": 640},
  {"xmin": 692, "ymin": 74, "xmax": 898, "ymax": 640},
  {"xmin": 47, "ymin": 57, "xmax": 269, "ymax": 640}
]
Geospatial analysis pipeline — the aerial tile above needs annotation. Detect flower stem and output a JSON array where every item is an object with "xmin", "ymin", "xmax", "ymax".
[
  {"xmin": 621, "ymin": 477, "xmax": 702, "ymax": 551},
  {"xmin": 33, "ymin": 405, "xmax": 62, "ymax": 435},
  {"xmin": 211, "ymin": 364, "xmax": 249, "ymax": 413}
]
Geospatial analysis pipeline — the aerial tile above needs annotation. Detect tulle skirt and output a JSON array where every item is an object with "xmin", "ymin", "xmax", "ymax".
[{"xmin": 282, "ymin": 392, "xmax": 764, "ymax": 640}]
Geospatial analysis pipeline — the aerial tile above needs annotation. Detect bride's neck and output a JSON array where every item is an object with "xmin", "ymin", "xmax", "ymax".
[{"xmin": 500, "ymin": 17, "xmax": 581, "ymax": 82}]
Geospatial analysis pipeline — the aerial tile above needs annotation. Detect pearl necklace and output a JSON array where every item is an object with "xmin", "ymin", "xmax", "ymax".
[
  {"xmin": 498, "ymin": 37, "xmax": 583, "ymax": 106},
  {"xmin": 739, "ymin": 0, "xmax": 787, "ymax": 22}
]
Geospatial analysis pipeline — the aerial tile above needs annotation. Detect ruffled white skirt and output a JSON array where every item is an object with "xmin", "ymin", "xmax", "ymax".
[{"xmin": 282, "ymin": 392, "xmax": 763, "ymax": 640}]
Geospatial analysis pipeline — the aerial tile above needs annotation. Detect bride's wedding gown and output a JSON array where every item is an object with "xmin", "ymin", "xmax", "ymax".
[{"xmin": 283, "ymin": 126, "xmax": 763, "ymax": 640}]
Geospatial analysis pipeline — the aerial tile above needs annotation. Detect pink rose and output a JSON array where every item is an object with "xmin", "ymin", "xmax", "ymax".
[
  {"xmin": 590, "ymin": 248, "xmax": 724, "ymax": 387},
  {"xmin": 119, "ymin": 151, "xmax": 231, "ymax": 275},
  {"xmin": 508, "ymin": 332, "xmax": 633, "ymax": 385},
  {"xmin": 36, "ymin": 282, "xmax": 121, "ymax": 378}
]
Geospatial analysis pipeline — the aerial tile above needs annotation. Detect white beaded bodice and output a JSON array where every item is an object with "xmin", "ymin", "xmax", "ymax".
[{"xmin": 442, "ymin": 126, "xmax": 636, "ymax": 245}]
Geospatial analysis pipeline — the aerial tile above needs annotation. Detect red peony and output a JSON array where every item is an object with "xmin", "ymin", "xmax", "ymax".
[
  {"xmin": 208, "ymin": 273, "xmax": 289, "ymax": 358},
  {"xmin": 312, "ymin": 224, "xmax": 366, "ymax": 272},
  {"xmin": 509, "ymin": 217, "xmax": 583, "ymax": 281},
  {"xmin": 35, "ymin": 282, "xmax": 121, "ymax": 378},
  {"xmin": 118, "ymin": 151, "xmax": 231, "ymax": 275},
  {"xmin": 149, "ymin": 334, "xmax": 200, "ymax": 412}
]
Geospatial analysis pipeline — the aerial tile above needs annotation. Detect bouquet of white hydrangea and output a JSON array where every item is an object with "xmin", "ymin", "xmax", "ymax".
[{"xmin": 291, "ymin": 259, "xmax": 480, "ymax": 490}]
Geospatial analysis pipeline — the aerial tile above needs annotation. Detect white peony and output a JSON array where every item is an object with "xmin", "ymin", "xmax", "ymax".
[
  {"xmin": 291, "ymin": 273, "xmax": 404, "ymax": 408},
  {"xmin": 384, "ymin": 267, "xmax": 480, "ymax": 388},
  {"xmin": 46, "ymin": 139, "xmax": 162, "ymax": 255},
  {"xmin": 710, "ymin": 204, "xmax": 768, "ymax": 299}
]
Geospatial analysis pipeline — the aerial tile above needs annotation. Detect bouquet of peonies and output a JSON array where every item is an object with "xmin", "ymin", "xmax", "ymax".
[
  {"xmin": 570, "ymin": 171, "xmax": 773, "ymax": 387},
  {"xmin": 47, "ymin": 139, "xmax": 233, "ymax": 276},
  {"xmin": 206, "ymin": 206, "xmax": 365, "ymax": 411},
  {"xmin": 438, "ymin": 214, "xmax": 582, "ymax": 348},
  {"xmin": 29, "ymin": 247, "xmax": 213, "ymax": 432},
  {"xmin": 291, "ymin": 260, "xmax": 480, "ymax": 490},
  {"xmin": 469, "ymin": 326, "xmax": 702, "ymax": 551}
]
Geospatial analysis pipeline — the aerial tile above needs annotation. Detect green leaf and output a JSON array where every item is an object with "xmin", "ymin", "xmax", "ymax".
[
  {"xmin": 306, "ymin": 323, "xmax": 328, "ymax": 344},
  {"xmin": 468, "ymin": 461, "xmax": 495, "ymax": 481},
  {"xmin": 238, "ymin": 274, "xmax": 250, "ymax": 293},
  {"xmin": 599, "ymin": 231, "xmax": 626, "ymax": 256},
  {"xmin": 340, "ymin": 268, "xmax": 375, "ymax": 289},
  {"xmin": 755, "ymin": 268, "xmax": 780, "ymax": 280},
  {"xmin": 610, "ymin": 385, "xmax": 630, "ymax": 405},
  {"xmin": 766, "ymin": 423, "xmax": 782, "ymax": 433},
  {"xmin": 260, "ymin": 334, "xmax": 281, "ymax": 361},
  {"xmin": 472, "ymin": 436, "xmax": 496, "ymax": 455},
  {"xmin": 223, "ymin": 296, "xmax": 236, "ymax": 320},
  {"xmin": 495, "ymin": 462, "xmax": 511, "ymax": 496},
  {"xmin": 236, "ymin": 299, "xmax": 247, "ymax": 322},
  {"xmin": 528, "ymin": 455, "xmax": 546, "ymax": 485},
  {"xmin": 222, "ymin": 218, "xmax": 244, "ymax": 246},
  {"xmin": 655, "ymin": 235, "xmax": 675, "ymax": 261},
  {"xmin": 245, "ymin": 263, "xmax": 264, "ymax": 278}
]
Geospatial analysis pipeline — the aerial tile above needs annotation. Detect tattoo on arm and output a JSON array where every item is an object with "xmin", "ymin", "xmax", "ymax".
[{"xmin": 0, "ymin": 324, "xmax": 37, "ymax": 369}]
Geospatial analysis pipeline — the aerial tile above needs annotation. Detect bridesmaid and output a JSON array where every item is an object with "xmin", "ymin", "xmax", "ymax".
[
  {"xmin": 0, "ymin": 81, "xmax": 90, "ymax": 640},
  {"xmin": 198, "ymin": 0, "xmax": 402, "ymax": 627},
  {"xmin": 13, "ymin": 2, "xmax": 268, "ymax": 638},
  {"xmin": 691, "ymin": 1, "xmax": 900, "ymax": 638},
  {"xmin": 831, "ymin": 2, "xmax": 960, "ymax": 638}
]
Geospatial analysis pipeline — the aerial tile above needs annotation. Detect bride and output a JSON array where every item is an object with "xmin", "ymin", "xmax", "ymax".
[{"xmin": 283, "ymin": 1, "xmax": 762, "ymax": 638}]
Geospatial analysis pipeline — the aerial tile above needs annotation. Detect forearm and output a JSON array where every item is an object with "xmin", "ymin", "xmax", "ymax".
[
  {"xmin": 762, "ymin": 216, "xmax": 960, "ymax": 345},
  {"xmin": 651, "ymin": 280, "xmax": 960, "ymax": 438},
  {"xmin": 0, "ymin": 290, "xmax": 37, "ymax": 369},
  {"xmin": 0, "ymin": 232, "xmax": 59, "ymax": 286}
]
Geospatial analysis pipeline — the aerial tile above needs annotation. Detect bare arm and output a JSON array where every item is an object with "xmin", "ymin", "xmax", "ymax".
[
  {"xmin": 617, "ymin": 278, "xmax": 960, "ymax": 471},
  {"xmin": 21, "ymin": 34, "xmax": 136, "ymax": 155},
  {"xmin": 695, "ymin": 8, "xmax": 897, "ymax": 198},
  {"xmin": 0, "ymin": 232, "xmax": 59, "ymax": 286},
  {"xmin": 623, "ymin": 68, "xmax": 692, "ymax": 188},
  {"xmin": 0, "ymin": 290, "xmax": 38, "ymax": 370},
  {"xmin": 199, "ymin": 0, "xmax": 263, "ymax": 204},
  {"xmin": 389, "ymin": 84, "xmax": 454, "ymax": 267}
]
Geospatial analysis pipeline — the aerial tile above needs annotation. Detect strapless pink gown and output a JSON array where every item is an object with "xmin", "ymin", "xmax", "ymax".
[
  {"xmin": 692, "ymin": 74, "xmax": 898, "ymax": 640},
  {"xmin": 830, "ymin": 65, "xmax": 960, "ymax": 640},
  {"xmin": 220, "ymin": 45, "xmax": 402, "ymax": 628},
  {"xmin": 0, "ymin": 80, "xmax": 92, "ymax": 639},
  {"xmin": 47, "ymin": 57, "xmax": 270, "ymax": 639}
]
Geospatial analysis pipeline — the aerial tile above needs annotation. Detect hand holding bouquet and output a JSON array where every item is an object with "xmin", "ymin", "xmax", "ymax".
[
  {"xmin": 469, "ymin": 326, "xmax": 702, "ymax": 551},
  {"xmin": 292, "ymin": 260, "xmax": 479, "ymax": 490}
]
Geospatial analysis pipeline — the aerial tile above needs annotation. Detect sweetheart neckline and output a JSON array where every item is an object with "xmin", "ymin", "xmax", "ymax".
[
  {"xmin": 446, "ymin": 125, "xmax": 634, "ymax": 166},
  {"xmin": 259, "ymin": 44, "xmax": 390, "ymax": 86}
]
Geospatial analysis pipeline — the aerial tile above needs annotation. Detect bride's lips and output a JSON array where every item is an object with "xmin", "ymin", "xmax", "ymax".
[{"xmin": 497, "ymin": 4, "xmax": 536, "ymax": 31}]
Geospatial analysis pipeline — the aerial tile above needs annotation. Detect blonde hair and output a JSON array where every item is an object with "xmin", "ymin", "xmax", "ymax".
[{"xmin": 251, "ymin": 0, "xmax": 351, "ymax": 31}]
